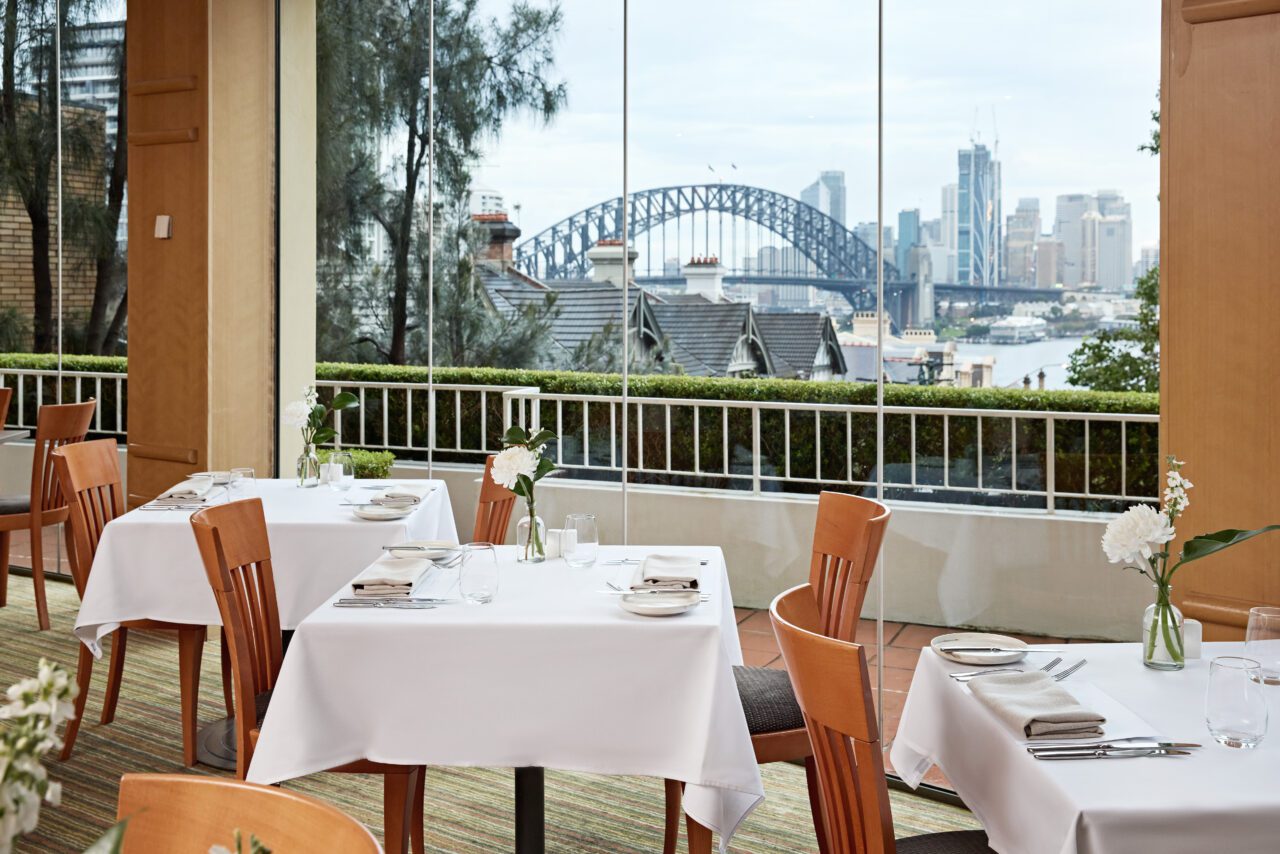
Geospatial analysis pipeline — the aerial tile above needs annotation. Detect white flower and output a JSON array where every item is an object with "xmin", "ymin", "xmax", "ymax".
[
  {"xmin": 1102, "ymin": 504, "xmax": 1176, "ymax": 565},
  {"xmin": 491, "ymin": 446, "xmax": 539, "ymax": 490},
  {"xmin": 283, "ymin": 400, "xmax": 312, "ymax": 430}
]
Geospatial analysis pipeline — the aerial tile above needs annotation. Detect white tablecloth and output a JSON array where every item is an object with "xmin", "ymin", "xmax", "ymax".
[
  {"xmin": 246, "ymin": 545, "xmax": 763, "ymax": 849},
  {"xmin": 74, "ymin": 479, "xmax": 458, "ymax": 654},
  {"xmin": 891, "ymin": 641, "xmax": 1280, "ymax": 854}
]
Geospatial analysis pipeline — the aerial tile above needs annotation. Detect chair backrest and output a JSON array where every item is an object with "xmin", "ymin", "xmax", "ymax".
[
  {"xmin": 51, "ymin": 439, "xmax": 124, "ymax": 597},
  {"xmin": 30, "ymin": 400, "xmax": 97, "ymax": 518},
  {"xmin": 474, "ymin": 455, "xmax": 517, "ymax": 544},
  {"xmin": 0, "ymin": 387, "xmax": 12, "ymax": 428},
  {"xmin": 771, "ymin": 584, "xmax": 896, "ymax": 854},
  {"xmin": 809, "ymin": 491, "xmax": 890, "ymax": 641},
  {"xmin": 190, "ymin": 499, "xmax": 283, "ymax": 777},
  {"xmin": 116, "ymin": 773, "xmax": 381, "ymax": 853}
]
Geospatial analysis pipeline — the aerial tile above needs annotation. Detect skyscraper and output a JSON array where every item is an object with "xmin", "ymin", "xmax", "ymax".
[
  {"xmin": 940, "ymin": 183, "xmax": 959, "ymax": 282},
  {"xmin": 1004, "ymin": 198, "xmax": 1040, "ymax": 286},
  {"xmin": 896, "ymin": 209, "xmax": 921, "ymax": 273},
  {"xmin": 957, "ymin": 143, "xmax": 1001, "ymax": 287},
  {"xmin": 800, "ymin": 171, "xmax": 847, "ymax": 225},
  {"xmin": 1053, "ymin": 194, "xmax": 1098, "ymax": 287}
]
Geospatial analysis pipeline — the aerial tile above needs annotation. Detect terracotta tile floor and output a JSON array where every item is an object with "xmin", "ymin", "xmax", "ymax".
[
  {"xmin": 734, "ymin": 608, "xmax": 1079, "ymax": 790},
  {"xmin": 4, "ymin": 526, "xmax": 72, "ymax": 575}
]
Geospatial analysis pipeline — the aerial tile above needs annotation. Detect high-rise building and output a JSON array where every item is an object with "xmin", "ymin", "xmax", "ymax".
[
  {"xmin": 854, "ymin": 222, "xmax": 894, "ymax": 260},
  {"xmin": 1095, "ymin": 215, "xmax": 1133, "ymax": 291},
  {"xmin": 1054, "ymin": 193, "xmax": 1098, "ymax": 287},
  {"xmin": 49, "ymin": 20, "xmax": 125, "ymax": 143},
  {"xmin": 800, "ymin": 171, "xmax": 847, "ymax": 225},
  {"xmin": 940, "ymin": 183, "xmax": 959, "ymax": 282},
  {"xmin": 1004, "ymin": 198, "xmax": 1040, "ymax": 286},
  {"xmin": 1034, "ymin": 238, "xmax": 1064, "ymax": 288},
  {"xmin": 1136, "ymin": 244, "xmax": 1160, "ymax": 280},
  {"xmin": 957, "ymin": 144, "xmax": 1001, "ymax": 287},
  {"xmin": 896, "ymin": 209, "xmax": 921, "ymax": 273}
]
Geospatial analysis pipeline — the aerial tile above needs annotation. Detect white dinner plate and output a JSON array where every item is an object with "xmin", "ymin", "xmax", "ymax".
[
  {"xmin": 352, "ymin": 505, "xmax": 415, "ymax": 522},
  {"xmin": 930, "ymin": 631, "xmax": 1028, "ymax": 665},
  {"xmin": 618, "ymin": 590, "xmax": 700, "ymax": 617},
  {"xmin": 189, "ymin": 470, "xmax": 232, "ymax": 485}
]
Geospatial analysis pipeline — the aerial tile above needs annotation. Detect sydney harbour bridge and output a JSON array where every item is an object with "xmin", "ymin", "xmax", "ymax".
[{"xmin": 511, "ymin": 183, "xmax": 1050, "ymax": 327}]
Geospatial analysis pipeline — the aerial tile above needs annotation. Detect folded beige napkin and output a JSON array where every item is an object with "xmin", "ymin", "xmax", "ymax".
[
  {"xmin": 633, "ymin": 554, "xmax": 700, "ymax": 591},
  {"xmin": 968, "ymin": 671, "xmax": 1106, "ymax": 740},
  {"xmin": 153, "ymin": 478, "xmax": 214, "ymax": 505},
  {"xmin": 372, "ymin": 482, "xmax": 434, "ymax": 507},
  {"xmin": 350, "ymin": 557, "xmax": 430, "ymax": 598}
]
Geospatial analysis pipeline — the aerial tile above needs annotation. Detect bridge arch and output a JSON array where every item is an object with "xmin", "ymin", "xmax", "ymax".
[{"xmin": 511, "ymin": 183, "xmax": 902, "ymax": 286}]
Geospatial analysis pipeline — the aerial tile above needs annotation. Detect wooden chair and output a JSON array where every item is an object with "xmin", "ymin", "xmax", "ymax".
[
  {"xmin": 190, "ymin": 499, "xmax": 426, "ymax": 854},
  {"xmin": 473, "ymin": 454, "xmax": 517, "ymax": 543},
  {"xmin": 0, "ymin": 399, "xmax": 96, "ymax": 630},
  {"xmin": 771, "ymin": 585, "xmax": 994, "ymax": 853},
  {"xmin": 116, "ymin": 773, "xmax": 381, "ymax": 853},
  {"xmin": 663, "ymin": 491, "xmax": 891, "ymax": 854},
  {"xmin": 52, "ymin": 439, "xmax": 207, "ymax": 764}
]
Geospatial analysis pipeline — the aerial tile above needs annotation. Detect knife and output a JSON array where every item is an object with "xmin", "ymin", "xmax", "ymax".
[
  {"xmin": 1029, "ymin": 740, "xmax": 1200, "ymax": 753},
  {"xmin": 332, "ymin": 601, "xmax": 439, "ymax": 609},
  {"xmin": 937, "ymin": 646, "xmax": 1064, "ymax": 654},
  {"xmin": 336, "ymin": 597, "xmax": 457, "ymax": 604},
  {"xmin": 1033, "ymin": 748, "xmax": 1192, "ymax": 760}
]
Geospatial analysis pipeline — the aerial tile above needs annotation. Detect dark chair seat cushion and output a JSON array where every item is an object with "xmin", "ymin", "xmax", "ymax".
[
  {"xmin": 0, "ymin": 494, "xmax": 30, "ymax": 516},
  {"xmin": 253, "ymin": 689, "xmax": 273, "ymax": 727},
  {"xmin": 898, "ymin": 830, "xmax": 995, "ymax": 854},
  {"xmin": 733, "ymin": 665, "xmax": 805, "ymax": 735}
]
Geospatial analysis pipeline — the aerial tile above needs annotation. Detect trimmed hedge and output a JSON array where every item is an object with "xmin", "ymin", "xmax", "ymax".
[{"xmin": 0, "ymin": 353, "xmax": 128, "ymax": 373}]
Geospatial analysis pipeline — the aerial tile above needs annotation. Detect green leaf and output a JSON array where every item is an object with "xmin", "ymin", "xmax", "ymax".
[
  {"xmin": 502, "ymin": 425, "xmax": 529, "ymax": 445},
  {"xmin": 330, "ymin": 391, "xmax": 360, "ymax": 411},
  {"xmin": 533, "ymin": 455, "xmax": 557, "ymax": 480},
  {"xmin": 527, "ymin": 429, "xmax": 557, "ymax": 449},
  {"xmin": 312, "ymin": 427, "xmax": 336, "ymax": 445},
  {"xmin": 83, "ymin": 820, "xmax": 129, "ymax": 854},
  {"xmin": 512, "ymin": 473, "xmax": 532, "ymax": 498},
  {"xmin": 1170, "ymin": 525, "xmax": 1280, "ymax": 575}
]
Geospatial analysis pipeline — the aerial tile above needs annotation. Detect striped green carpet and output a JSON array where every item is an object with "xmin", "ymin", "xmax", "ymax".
[{"xmin": 3, "ymin": 577, "xmax": 979, "ymax": 852}]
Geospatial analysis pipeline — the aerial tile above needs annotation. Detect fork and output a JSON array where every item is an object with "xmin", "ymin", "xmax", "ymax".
[
  {"xmin": 1052, "ymin": 659, "xmax": 1087, "ymax": 681},
  {"xmin": 605, "ymin": 581, "xmax": 709, "ymax": 600},
  {"xmin": 951, "ymin": 656, "xmax": 1062, "ymax": 682}
]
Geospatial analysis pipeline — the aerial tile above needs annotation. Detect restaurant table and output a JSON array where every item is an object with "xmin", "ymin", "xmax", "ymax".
[
  {"xmin": 246, "ymin": 545, "xmax": 763, "ymax": 853},
  {"xmin": 75, "ymin": 478, "xmax": 458, "ymax": 653},
  {"xmin": 891, "ymin": 641, "xmax": 1280, "ymax": 854}
]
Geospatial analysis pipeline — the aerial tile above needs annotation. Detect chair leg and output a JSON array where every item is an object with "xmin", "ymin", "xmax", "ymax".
[
  {"xmin": 411, "ymin": 766, "xmax": 426, "ymax": 854},
  {"xmin": 0, "ymin": 529, "xmax": 10, "ymax": 608},
  {"xmin": 805, "ymin": 755, "xmax": 831, "ymax": 854},
  {"xmin": 177, "ymin": 627, "xmax": 205, "ymax": 767},
  {"xmin": 686, "ymin": 812, "xmax": 714, "ymax": 854},
  {"xmin": 100, "ymin": 628, "xmax": 129, "ymax": 725},
  {"xmin": 220, "ymin": 628, "xmax": 235, "ymax": 717},
  {"xmin": 383, "ymin": 770, "xmax": 415, "ymax": 854},
  {"xmin": 30, "ymin": 522, "xmax": 49, "ymax": 630},
  {"xmin": 59, "ymin": 643, "xmax": 95, "ymax": 761},
  {"xmin": 662, "ymin": 778, "xmax": 682, "ymax": 854}
]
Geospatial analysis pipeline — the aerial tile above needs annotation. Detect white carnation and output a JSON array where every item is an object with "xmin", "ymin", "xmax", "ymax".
[
  {"xmin": 283, "ymin": 400, "xmax": 312, "ymax": 429},
  {"xmin": 491, "ymin": 446, "xmax": 539, "ymax": 490},
  {"xmin": 1102, "ymin": 504, "xmax": 1175, "ymax": 565}
]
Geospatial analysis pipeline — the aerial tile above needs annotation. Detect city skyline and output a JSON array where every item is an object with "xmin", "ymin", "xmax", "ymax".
[{"xmin": 474, "ymin": 0, "xmax": 1160, "ymax": 257}]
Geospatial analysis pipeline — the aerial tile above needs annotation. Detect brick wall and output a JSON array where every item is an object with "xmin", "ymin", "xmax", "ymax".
[{"xmin": 0, "ymin": 102, "xmax": 108, "ymax": 345}]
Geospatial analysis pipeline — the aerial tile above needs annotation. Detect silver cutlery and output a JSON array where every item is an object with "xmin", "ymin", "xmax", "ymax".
[
  {"xmin": 140, "ymin": 505, "xmax": 204, "ymax": 511},
  {"xmin": 333, "ymin": 600, "xmax": 438, "ymax": 609},
  {"xmin": 937, "ymin": 646, "xmax": 1066, "ymax": 654},
  {"xmin": 603, "ymin": 559, "xmax": 709, "ymax": 566},
  {"xmin": 950, "ymin": 657, "xmax": 1062, "ymax": 682},
  {"xmin": 336, "ymin": 596, "xmax": 459, "ymax": 605},
  {"xmin": 604, "ymin": 581, "xmax": 707, "ymax": 599},
  {"xmin": 1052, "ymin": 659, "xmax": 1087, "ymax": 681},
  {"xmin": 1029, "ymin": 739, "xmax": 1201, "ymax": 754},
  {"xmin": 1033, "ymin": 747, "xmax": 1192, "ymax": 760}
]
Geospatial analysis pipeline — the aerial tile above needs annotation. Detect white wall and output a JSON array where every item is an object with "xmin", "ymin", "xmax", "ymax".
[{"xmin": 415, "ymin": 462, "xmax": 1146, "ymax": 641}]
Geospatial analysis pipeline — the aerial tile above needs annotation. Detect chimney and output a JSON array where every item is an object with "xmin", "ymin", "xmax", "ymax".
[
  {"xmin": 681, "ymin": 255, "xmax": 725, "ymax": 301},
  {"xmin": 473, "ymin": 212, "xmax": 521, "ymax": 266},
  {"xmin": 586, "ymin": 239, "xmax": 638, "ymax": 286}
]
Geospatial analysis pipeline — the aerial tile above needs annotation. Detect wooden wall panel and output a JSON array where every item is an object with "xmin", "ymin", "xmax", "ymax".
[
  {"xmin": 1164, "ymin": 1, "xmax": 1280, "ymax": 638},
  {"xmin": 125, "ymin": 0, "xmax": 209, "ymax": 505}
]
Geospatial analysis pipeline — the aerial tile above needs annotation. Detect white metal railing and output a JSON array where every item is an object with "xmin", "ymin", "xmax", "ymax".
[{"xmin": 0, "ymin": 368, "xmax": 127, "ymax": 435}]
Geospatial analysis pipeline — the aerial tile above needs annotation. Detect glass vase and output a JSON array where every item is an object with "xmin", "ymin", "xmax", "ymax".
[
  {"xmin": 516, "ymin": 502, "xmax": 546, "ymax": 563},
  {"xmin": 1143, "ymin": 583, "xmax": 1185, "ymax": 671},
  {"xmin": 296, "ymin": 443, "xmax": 321, "ymax": 488}
]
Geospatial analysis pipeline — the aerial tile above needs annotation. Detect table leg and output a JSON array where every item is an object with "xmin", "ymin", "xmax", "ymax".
[
  {"xmin": 197, "ymin": 629, "xmax": 297, "ymax": 771},
  {"xmin": 514, "ymin": 766, "xmax": 545, "ymax": 854}
]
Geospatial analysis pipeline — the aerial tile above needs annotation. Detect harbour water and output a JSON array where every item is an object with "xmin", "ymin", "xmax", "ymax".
[{"xmin": 953, "ymin": 337, "xmax": 1085, "ymax": 389}]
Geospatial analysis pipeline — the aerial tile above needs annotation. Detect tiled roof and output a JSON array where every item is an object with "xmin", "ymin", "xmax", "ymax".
[
  {"xmin": 755, "ymin": 312, "xmax": 847, "ymax": 380},
  {"xmin": 650, "ymin": 302, "xmax": 754, "ymax": 376}
]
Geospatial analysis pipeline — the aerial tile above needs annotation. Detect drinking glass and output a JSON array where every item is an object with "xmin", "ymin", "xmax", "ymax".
[
  {"xmin": 563, "ymin": 513, "xmax": 599, "ymax": 567},
  {"xmin": 327, "ymin": 451, "xmax": 356, "ymax": 493},
  {"xmin": 1245, "ymin": 606, "xmax": 1280, "ymax": 685},
  {"xmin": 1205, "ymin": 656, "xmax": 1268, "ymax": 749},
  {"xmin": 460, "ymin": 542, "xmax": 499, "ymax": 604},
  {"xmin": 229, "ymin": 467, "xmax": 256, "ymax": 495}
]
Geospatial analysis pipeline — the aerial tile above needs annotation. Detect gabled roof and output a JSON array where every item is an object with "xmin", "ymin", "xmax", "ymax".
[
  {"xmin": 755, "ymin": 313, "xmax": 848, "ymax": 380},
  {"xmin": 650, "ymin": 301, "xmax": 772, "ymax": 377}
]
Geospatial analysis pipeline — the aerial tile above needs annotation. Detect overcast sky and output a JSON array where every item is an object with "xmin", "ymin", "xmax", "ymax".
[{"xmin": 475, "ymin": 0, "xmax": 1160, "ymax": 254}]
